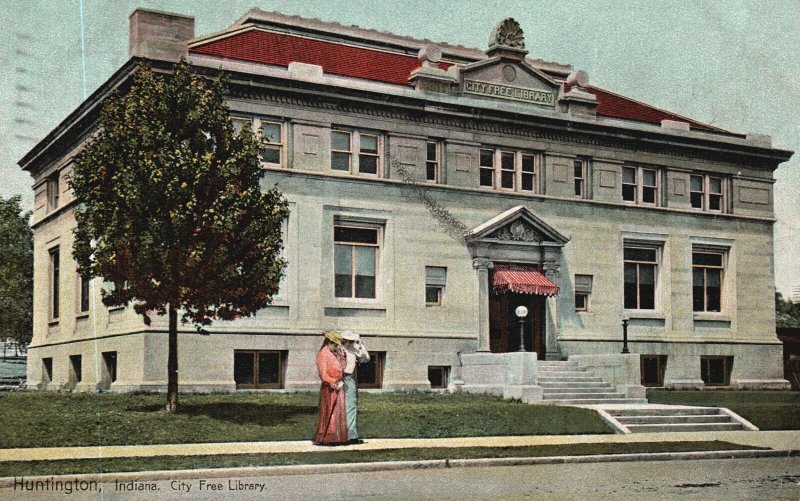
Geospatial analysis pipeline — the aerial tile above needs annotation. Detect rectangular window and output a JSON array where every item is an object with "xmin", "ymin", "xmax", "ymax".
[
  {"xmin": 234, "ymin": 350, "xmax": 286, "ymax": 389},
  {"xmin": 426, "ymin": 141, "xmax": 440, "ymax": 183},
  {"xmin": 331, "ymin": 130, "xmax": 352, "ymax": 171},
  {"xmin": 690, "ymin": 175, "xmax": 725, "ymax": 212},
  {"xmin": 230, "ymin": 116, "xmax": 250, "ymax": 134},
  {"xmin": 49, "ymin": 247, "xmax": 60, "ymax": 320},
  {"xmin": 480, "ymin": 149, "xmax": 540, "ymax": 192},
  {"xmin": 79, "ymin": 275, "xmax": 90, "ymax": 313},
  {"xmin": 46, "ymin": 172, "xmax": 59, "ymax": 211},
  {"xmin": 334, "ymin": 225, "xmax": 379, "ymax": 299},
  {"xmin": 69, "ymin": 355, "xmax": 82, "ymax": 384},
  {"xmin": 692, "ymin": 250, "xmax": 724, "ymax": 312},
  {"xmin": 500, "ymin": 151, "xmax": 515, "ymax": 189},
  {"xmin": 102, "ymin": 351, "xmax": 118, "ymax": 384},
  {"xmin": 42, "ymin": 358, "xmax": 53, "ymax": 382},
  {"xmin": 479, "ymin": 149, "xmax": 494, "ymax": 187},
  {"xmin": 359, "ymin": 134, "xmax": 379, "ymax": 175},
  {"xmin": 574, "ymin": 274, "xmax": 593, "ymax": 312},
  {"xmin": 641, "ymin": 355, "xmax": 667, "ymax": 387},
  {"xmin": 332, "ymin": 130, "xmax": 382, "ymax": 175},
  {"xmin": 355, "ymin": 352, "xmax": 385, "ymax": 389},
  {"xmin": 624, "ymin": 245, "xmax": 658, "ymax": 310},
  {"xmin": 425, "ymin": 266, "xmax": 447, "ymax": 306},
  {"xmin": 574, "ymin": 159, "xmax": 586, "ymax": 197},
  {"xmin": 259, "ymin": 120, "xmax": 284, "ymax": 166},
  {"xmin": 701, "ymin": 356, "xmax": 732, "ymax": 386},
  {"xmin": 428, "ymin": 366, "xmax": 450, "ymax": 389},
  {"xmin": 623, "ymin": 166, "xmax": 658, "ymax": 205},
  {"xmin": 521, "ymin": 154, "xmax": 537, "ymax": 192}
]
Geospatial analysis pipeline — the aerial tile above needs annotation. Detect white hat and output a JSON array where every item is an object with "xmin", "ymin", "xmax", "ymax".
[{"xmin": 341, "ymin": 330, "xmax": 360, "ymax": 341}]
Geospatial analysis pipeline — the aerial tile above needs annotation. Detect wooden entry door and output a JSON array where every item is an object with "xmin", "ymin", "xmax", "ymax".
[{"xmin": 489, "ymin": 292, "xmax": 545, "ymax": 359}]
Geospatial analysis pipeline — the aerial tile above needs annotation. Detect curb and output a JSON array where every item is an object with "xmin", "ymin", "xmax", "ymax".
[{"xmin": 1, "ymin": 449, "xmax": 797, "ymax": 487}]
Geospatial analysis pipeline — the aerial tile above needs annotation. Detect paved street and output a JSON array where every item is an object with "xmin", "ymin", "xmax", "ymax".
[{"xmin": 4, "ymin": 457, "xmax": 799, "ymax": 500}]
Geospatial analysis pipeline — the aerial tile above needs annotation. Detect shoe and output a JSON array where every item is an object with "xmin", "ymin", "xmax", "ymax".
[{"xmin": 348, "ymin": 439, "xmax": 364, "ymax": 444}]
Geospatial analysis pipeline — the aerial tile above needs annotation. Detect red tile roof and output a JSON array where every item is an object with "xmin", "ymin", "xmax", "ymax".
[
  {"xmin": 191, "ymin": 29, "xmax": 732, "ymax": 135},
  {"xmin": 190, "ymin": 29, "xmax": 451, "ymax": 85}
]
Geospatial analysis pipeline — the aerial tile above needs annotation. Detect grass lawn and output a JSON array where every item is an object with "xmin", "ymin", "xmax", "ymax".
[
  {"xmin": 647, "ymin": 390, "xmax": 800, "ymax": 430},
  {"xmin": 0, "ymin": 441, "xmax": 764, "ymax": 477},
  {"xmin": 0, "ymin": 392, "xmax": 611, "ymax": 449}
]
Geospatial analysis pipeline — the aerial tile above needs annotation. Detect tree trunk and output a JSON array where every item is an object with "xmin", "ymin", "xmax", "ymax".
[{"xmin": 166, "ymin": 304, "xmax": 179, "ymax": 413}]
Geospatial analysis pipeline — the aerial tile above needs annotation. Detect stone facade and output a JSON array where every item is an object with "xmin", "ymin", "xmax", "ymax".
[{"xmin": 19, "ymin": 10, "xmax": 792, "ymax": 393}]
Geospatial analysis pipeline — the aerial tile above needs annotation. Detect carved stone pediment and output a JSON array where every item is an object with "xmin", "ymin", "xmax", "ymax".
[
  {"xmin": 488, "ymin": 220, "xmax": 543, "ymax": 242},
  {"xmin": 466, "ymin": 206, "xmax": 569, "ymax": 246}
]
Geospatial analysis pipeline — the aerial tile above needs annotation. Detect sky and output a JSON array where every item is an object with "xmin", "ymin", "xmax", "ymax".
[{"xmin": 1, "ymin": 0, "xmax": 798, "ymax": 296}]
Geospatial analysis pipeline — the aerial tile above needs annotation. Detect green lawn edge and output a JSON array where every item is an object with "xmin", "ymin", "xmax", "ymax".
[{"xmin": 0, "ymin": 441, "xmax": 767, "ymax": 477}]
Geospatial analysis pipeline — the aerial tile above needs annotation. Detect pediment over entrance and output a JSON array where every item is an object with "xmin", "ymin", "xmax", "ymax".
[{"xmin": 466, "ymin": 206, "xmax": 569, "ymax": 246}]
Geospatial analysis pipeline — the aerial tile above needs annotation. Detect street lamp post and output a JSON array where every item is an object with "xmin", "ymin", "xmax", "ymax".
[
  {"xmin": 621, "ymin": 317, "xmax": 630, "ymax": 354},
  {"xmin": 515, "ymin": 306, "xmax": 528, "ymax": 352}
]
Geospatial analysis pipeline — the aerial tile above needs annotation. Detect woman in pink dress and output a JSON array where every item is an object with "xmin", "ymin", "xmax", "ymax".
[{"xmin": 313, "ymin": 330, "xmax": 349, "ymax": 445}]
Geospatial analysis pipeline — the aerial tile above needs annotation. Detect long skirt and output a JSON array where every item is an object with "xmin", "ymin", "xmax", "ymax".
[
  {"xmin": 313, "ymin": 383, "xmax": 348, "ymax": 445},
  {"xmin": 343, "ymin": 374, "xmax": 359, "ymax": 440}
]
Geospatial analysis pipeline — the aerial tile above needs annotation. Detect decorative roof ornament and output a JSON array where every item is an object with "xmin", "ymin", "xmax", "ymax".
[{"xmin": 489, "ymin": 18, "xmax": 525, "ymax": 49}]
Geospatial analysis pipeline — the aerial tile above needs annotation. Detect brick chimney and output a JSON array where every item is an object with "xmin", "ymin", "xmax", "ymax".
[{"xmin": 129, "ymin": 9, "xmax": 195, "ymax": 62}]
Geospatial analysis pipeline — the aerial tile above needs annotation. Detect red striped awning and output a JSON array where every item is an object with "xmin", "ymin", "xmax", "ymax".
[{"xmin": 491, "ymin": 264, "xmax": 559, "ymax": 296}]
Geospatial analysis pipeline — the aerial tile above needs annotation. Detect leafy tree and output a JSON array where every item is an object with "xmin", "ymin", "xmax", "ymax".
[
  {"xmin": 70, "ymin": 61, "xmax": 289, "ymax": 412},
  {"xmin": 776, "ymin": 292, "xmax": 800, "ymax": 328},
  {"xmin": 0, "ymin": 195, "xmax": 33, "ymax": 346}
]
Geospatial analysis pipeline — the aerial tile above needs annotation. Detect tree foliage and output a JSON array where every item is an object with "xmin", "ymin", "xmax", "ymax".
[
  {"xmin": 70, "ymin": 60, "xmax": 289, "ymax": 410},
  {"xmin": 776, "ymin": 292, "xmax": 800, "ymax": 328},
  {"xmin": 0, "ymin": 195, "xmax": 33, "ymax": 345}
]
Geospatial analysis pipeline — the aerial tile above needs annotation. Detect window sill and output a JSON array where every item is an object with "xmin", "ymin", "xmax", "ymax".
[
  {"xmin": 693, "ymin": 312, "xmax": 731, "ymax": 322},
  {"xmin": 624, "ymin": 310, "xmax": 665, "ymax": 320},
  {"xmin": 75, "ymin": 312, "xmax": 89, "ymax": 320},
  {"xmin": 48, "ymin": 319, "xmax": 60, "ymax": 327}
]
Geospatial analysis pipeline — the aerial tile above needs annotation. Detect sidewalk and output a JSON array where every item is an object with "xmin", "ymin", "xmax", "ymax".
[{"xmin": 2, "ymin": 430, "xmax": 799, "ymax": 462}]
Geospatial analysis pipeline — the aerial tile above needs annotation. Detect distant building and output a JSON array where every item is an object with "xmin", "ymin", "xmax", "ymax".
[
  {"xmin": 19, "ymin": 9, "xmax": 792, "ymax": 392},
  {"xmin": 791, "ymin": 286, "xmax": 800, "ymax": 304}
]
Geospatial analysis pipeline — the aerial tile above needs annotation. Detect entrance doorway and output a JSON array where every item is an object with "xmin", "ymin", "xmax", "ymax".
[{"xmin": 489, "ymin": 292, "xmax": 545, "ymax": 358}]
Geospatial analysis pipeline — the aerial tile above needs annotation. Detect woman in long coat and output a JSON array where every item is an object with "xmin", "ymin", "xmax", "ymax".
[{"xmin": 313, "ymin": 330, "xmax": 349, "ymax": 445}]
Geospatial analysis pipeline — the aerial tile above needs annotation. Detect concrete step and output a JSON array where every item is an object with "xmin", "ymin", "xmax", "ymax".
[
  {"xmin": 542, "ymin": 398, "xmax": 650, "ymax": 405},
  {"xmin": 539, "ymin": 381, "xmax": 612, "ymax": 388},
  {"xmin": 537, "ymin": 366, "xmax": 589, "ymax": 372},
  {"xmin": 543, "ymin": 392, "xmax": 626, "ymax": 400},
  {"xmin": 537, "ymin": 361, "xmax": 577, "ymax": 366},
  {"xmin": 626, "ymin": 422, "xmax": 743, "ymax": 433},
  {"xmin": 542, "ymin": 386, "xmax": 616, "ymax": 394},
  {"xmin": 615, "ymin": 414, "xmax": 731, "ymax": 425},
  {"xmin": 538, "ymin": 376, "xmax": 605, "ymax": 383},
  {"xmin": 605, "ymin": 407, "xmax": 720, "ymax": 417}
]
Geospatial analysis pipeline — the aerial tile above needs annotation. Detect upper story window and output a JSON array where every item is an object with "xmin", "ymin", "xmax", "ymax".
[
  {"xmin": 331, "ymin": 130, "xmax": 382, "ymax": 176},
  {"xmin": 259, "ymin": 120, "xmax": 284, "ymax": 167},
  {"xmin": 622, "ymin": 166, "xmax": 659, "ymax": 205},
  {"xmin": 426, "ymin": 141, "xmax": 441, "ymax": 183},
  {"xmin": 425, "ymin": 266, "xmax": 447, "ymax": 306},
  {"xmin": 230, "ymin": 116, "xmax": 285, "ymax": 167},
  {"xmin": 479, "ymin": 149, "xmax": 539, "ymax": 193},
  {"xmin": 624, "ymin": 245, "xmax": 659, "ymax": 310},
  {"xmin": 692, "ymin": 249, "xmax": 725, "ymax": 312},
  {"xmin": 573, "ymin": 159, "xmax": 587, "ymax": 198},
  {"xmin": 46, "ymin": 172, "xmax": 60, "ymax": 212},
  {"xmin": 690, "ymin": 175, "xmax": 724, "ymax": 212},
  {"xmin": 334, "ymin": 224, "xmax": 380, "ymax": 299},
  {"xmin": 78, "ymin": 274, "xmax": 90, "ymax": 314}
]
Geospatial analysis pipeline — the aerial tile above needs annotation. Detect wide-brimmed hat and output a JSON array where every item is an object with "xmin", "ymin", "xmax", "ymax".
[
  {"xmin": 323, "ymin": 330, "xmax": 343, "ymax": 345},
  {"xmin": 341, "ymin": 330, "xmax": 360, "ymax": 342}
]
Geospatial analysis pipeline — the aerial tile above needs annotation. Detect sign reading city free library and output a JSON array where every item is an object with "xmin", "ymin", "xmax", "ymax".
[{"xmin": 463, "ymin": 79, "xmax": 555, "ymax": 106}]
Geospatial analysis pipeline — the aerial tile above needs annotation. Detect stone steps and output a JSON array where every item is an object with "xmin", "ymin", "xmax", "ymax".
[
  {"xmin": 543, "ymin": 392, "xmax": 626, "ymax": 400},
  {"xmin": 543, "ymin": 398, "xmax": 649, "ymax": 405},
  {"xmin": 542, "ymin": 386, "xmax": 616, "ymax": 394},
  {"xmin": 625, "ymin": 422, "xmax": 743, "ymax": 433},
  {"xmin": 538, "ymin": 376, "xmax": 605, "ymax": 383},
  {"xmin": 614, "ymin": 414, "xmax": 731, "ymax": 425},
  {"xmin": 604, "ymin": 407, "xmax": 746, "ymax": 433},
  {"xmin": 539, "ymin": 381, "xmax": 611, "ymax": 388}
]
